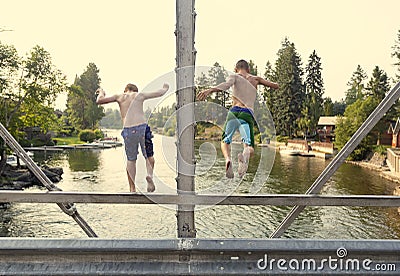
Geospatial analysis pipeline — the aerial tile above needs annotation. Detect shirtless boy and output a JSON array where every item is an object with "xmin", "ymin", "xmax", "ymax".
[
  {"xmin": 197, "ymin": 60, "xmax": 279, "ymax": 178},
  {"xmin": 96, "ymin": 83, "xmax": 169, "ymax": 192}
]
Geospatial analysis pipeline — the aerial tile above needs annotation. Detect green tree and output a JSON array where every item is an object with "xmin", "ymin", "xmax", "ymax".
[
  {"xmin": 17, "ymin": 46, "xmax": 66, "ymax": 134},
  {"xmin": 345, "ymin": 65, "xmax": 367, "ymax": 105},
  {"xmin": 335, "ymin": 97, "xmax": 379, "ymax": 160},
  {"xmin": 297, "ymin": 106, "xmax": 311, "ymax": 137},
  {"xmin": 99, "ymin": 108, "xmax": 122, "ymax": 129},
  {"xmin": 392, "ymin": 29, "xmax": 400, "ymax": 82},
  {"xmin": 303, "ymin": 50, "xmax": 324, "ymax": 135},
  {"xmin": 248, "ymin": 59, "xmax": 258, "ymax": 75},
  {"xmin": 335, "ymin": 97, "xmax": 378, "ymax": 160},
  {"xmin": 67, "ymin": 63, "xmax": 104, "ymax": 130},
  {"xmin": 207, "ymin": 62, "xmax": 229, "ymax": 108},
  {"xmin": 333, "ymin": 100, "xmax": 346, "ymax": 116},
  {"xmin": 0, "ymin": 44, "xmax": 66, "ymax": 172},
  {"xmin": 365, "ymin": 66, "xmax": 390, "ymax": 101},
  {"xmin": 322, "ymin": 97, "xmax": 334, "ymax": 116},
  {"xmin": 270, "ymin": 38, "xmax": 304, "ymax": 137},
  {"xmin": 365, "ymin": 66, "xmax": 390, "ymax": 145},
  {"xmin": 387, "ymin": 30, "xmax": 400, "ymax": 121},
  {"xmin": 66, "ymin": 84, "xmax": 86, "ymax": 130},
  {"xmin": 263, "ymin": 60, "xmax": 275, "ymax": 104},
  {"xmin": 0, "ymin": 41, "xmax": 20, "ymax": 171}
]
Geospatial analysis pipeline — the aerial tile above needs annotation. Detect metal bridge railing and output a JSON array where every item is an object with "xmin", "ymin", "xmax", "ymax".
[{"xmin": 0, "ymin": 191, "xmax": 399, "ymax": 207}]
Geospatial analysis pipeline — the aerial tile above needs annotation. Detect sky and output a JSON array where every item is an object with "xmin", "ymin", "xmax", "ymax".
[{"xmin": 1, "ymin": 0, "xmax": 400, "ymax": 110}]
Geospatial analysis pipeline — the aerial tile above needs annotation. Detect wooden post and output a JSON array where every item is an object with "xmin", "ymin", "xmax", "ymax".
[{"xmin": 175, "ymin": 0, "xmax": 196, "ymax": 238}]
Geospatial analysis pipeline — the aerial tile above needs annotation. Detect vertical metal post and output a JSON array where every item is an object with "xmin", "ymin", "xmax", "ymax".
[{"xmin": 175, "ymin": 0, "xmax": 196, "ymax": 238}]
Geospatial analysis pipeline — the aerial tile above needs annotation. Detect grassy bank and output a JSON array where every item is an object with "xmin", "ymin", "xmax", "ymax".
[{"xmin": 53, "ymin": 136, "xmax": 85, "ymax": 145}]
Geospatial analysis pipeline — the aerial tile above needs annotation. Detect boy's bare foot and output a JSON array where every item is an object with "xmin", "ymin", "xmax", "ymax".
[
  {"xmin": 146, "ymin": 176, "xmax": 155, "ymax": 192},
  {"xmin": 237, "ymin": 153, "xmax": 248, "ymax": 178},
  {"xmin": 226, "ymin": 160, "xmax": 234, "ymax": 178}
]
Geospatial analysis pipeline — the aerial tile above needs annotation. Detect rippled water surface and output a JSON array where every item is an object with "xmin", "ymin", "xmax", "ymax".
[{"xmin": 1, "ymin": 132, "xmax": 399, "ymax": 239}]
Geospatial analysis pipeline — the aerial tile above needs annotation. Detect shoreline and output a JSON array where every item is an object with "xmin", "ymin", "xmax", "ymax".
[{"xmin": 345, "ymin": 159, "xmax": 400, "ymax": 185}]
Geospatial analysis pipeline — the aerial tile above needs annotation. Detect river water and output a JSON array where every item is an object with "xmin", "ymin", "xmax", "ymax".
[{"xmin": 1, "ymin": 131, "xmax": 400, "ymax": 239}]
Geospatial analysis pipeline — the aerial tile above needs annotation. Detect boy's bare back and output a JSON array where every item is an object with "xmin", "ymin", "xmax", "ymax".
[
  {"xmin": 198, "ymin": 73, "xmax": 278, "ymax": 110},
  {"xmin": 96, "ymin": 83, "xmax": 169, "ymax": 128}
]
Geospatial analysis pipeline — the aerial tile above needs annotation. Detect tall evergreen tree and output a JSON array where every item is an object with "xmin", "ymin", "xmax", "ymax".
[
  {"xmin": 303, "ymin": 50, "xmax": 324, "ymax": 135},
  {"xmin": 263, "ymin": 61, "xmax": 275, "ymax": 104},
  {"xmin": 195, "ymin": 62, "xmax": 229, "ymax": 108},
  {"xmin": 392, "ymin": 29, "xmax": 400, "ymax": 82},
  {"xmin": 345, "ymin": 65, "xmax": 367, "ymax": 105},
  {"xmin": 208, "ymin": 62, "xmax": 229, "ymax": 108},
  {"xmin": 67, "ymin": 63, "xmax": 104, "ymax": 130},
  {"xmin": 365, "ymin": 66, "xmax": 390, "ymax": 144},
  {"xmin": 322, "ymin": 97, "xmax": 334, "ymax": 116},
  {"xmin": 270, "ymin": 38, "xmax": 304, "ymax": 137},
  {"xmin": 365, "ymin": 66, "xmax": 390, "ymax": 101},
  {"xmin": 387, "ymin": 30, "xmax": 400, "ymax": 120},
  {"xmin": 248, "ymin": 60, "xmax": 258, "ymax": 75}
]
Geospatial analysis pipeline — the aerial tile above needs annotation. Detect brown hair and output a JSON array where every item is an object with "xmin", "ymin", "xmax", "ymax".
[
  {"xmin": 124, "ymin": 83, "xmax": 138, "ymax": 92},
  {"xmin": 235, "ymin": 59, "xmax": 250, "ymax": 71}
]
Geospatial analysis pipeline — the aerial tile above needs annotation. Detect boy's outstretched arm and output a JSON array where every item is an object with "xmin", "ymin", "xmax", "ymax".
[
  {"xmin": 197, "ymin": 75, "xmax": 235, "ymax": 101},
  {"xmin": 137, "ymin": 83, "xmax": 169, "ymax": 101},
  {"xmin": 256, "ymin": 77, "xmax": 279, "ymax": 89},
  {"xmin": 96, "ymin": 88, "xmax": 119, "ymax": 105}
]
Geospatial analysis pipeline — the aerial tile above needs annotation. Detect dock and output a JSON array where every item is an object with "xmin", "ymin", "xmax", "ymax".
[{"xmin": 23, "ymin": 141, "xmax": 123, "ymax": 152}]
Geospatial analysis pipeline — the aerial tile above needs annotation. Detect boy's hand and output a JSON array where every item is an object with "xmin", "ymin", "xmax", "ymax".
[
  {"xmin": 197, "ymin": 89, "xmax": 210, "ymax": 101},
  {"xmin": 162, "ymin": 83, "xmax": 169, "ymax": 91},
  {"xmin": 95, "ymin": 88, "xmax": 105, "ymax": 95}
]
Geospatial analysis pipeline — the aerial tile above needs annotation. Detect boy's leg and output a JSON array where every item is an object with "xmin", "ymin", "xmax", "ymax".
[
  {"xmin": 126, "ymin": 160, "xmax": 137, "ymax": 192},
  {"xmin": 144, "ymin": 125, "xmax": 155, "ymax": 192},
  {"xmin": 145, "ymin": 156, "xmax": 155, "ymax": 192},
  {"xmin": 146, "ymin": 156, "xmax": 155, "ymax": 178},
  {"xmin": 237, "ymin": 144, "xmax": 254, "ymax": 177},
  {"xmin": 222, "ymin": 118, "xmax": 239, "ymax": 178},
  {"xmin": 221, "ymin": 141, "xmax": 233, "ymax": 178},
  {"xmin": 237, "ymin": 120, "xmax": 254, "ymax": 177},
  {"xmin": 121, "ymin": 127, "xmax": 139, "ymax": 192}
]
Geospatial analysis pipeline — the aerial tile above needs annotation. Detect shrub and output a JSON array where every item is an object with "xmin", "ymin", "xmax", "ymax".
[
  {"xmin": 166, "ymin": 128, "xmax": 175, "ymax": 137},
  {"xmin": 373, "ymin": 145, "xmax": 388, "ymax": 156},
  {"xmin": 79, "ymin": 129, "xmax": 96, "ymax": 143},
  {"xmin": 94, "ymin": 129, "xmax": 104, "ymax": 140},
  {"xmin": 276, "ymin": 135, "xmax": 289, "ymax": 144},
  {"xmin": 254, "ymin": 133, "xmax": 262, "ymax": 144}
]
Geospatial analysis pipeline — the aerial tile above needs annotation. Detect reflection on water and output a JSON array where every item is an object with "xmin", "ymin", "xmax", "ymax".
[
  {"xmin": 0, "ymin": 132, "xmax": 400, "ymax": 239},
  {"xmin": 68, "ymin": 150, "xmax": 101, "ymax": 172}
]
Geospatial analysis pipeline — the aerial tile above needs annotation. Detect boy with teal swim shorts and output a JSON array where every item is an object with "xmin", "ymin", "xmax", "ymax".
[{"xmin": 197, "ymin": 60, "xmax": 279, "ymax": 178}]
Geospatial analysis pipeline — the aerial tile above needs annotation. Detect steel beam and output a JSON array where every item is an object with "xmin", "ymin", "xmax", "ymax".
[
  {"xmin": 0, "ymin": 191, "xmax": 400, "ymax": 207},
  {"xmin": 0, "ymin": 239, "xmax": 398, "ymax": 275},
  {"xmin": 175, "ymin": 0, "xmax": 196, "ymax": 238}
]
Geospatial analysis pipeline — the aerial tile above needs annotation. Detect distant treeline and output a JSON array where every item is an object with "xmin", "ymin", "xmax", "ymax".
[{"xmin": 100, "ymin": 108, "xmax": 123, "ymax": 129}]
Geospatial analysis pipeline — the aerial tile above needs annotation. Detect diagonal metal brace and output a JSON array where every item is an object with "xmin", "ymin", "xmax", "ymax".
[
  {"xmin": 0, "ymin": 123, "xmax": 97, "ymax": 237},
  {"xmin": 270, "ymin": 82, "xmax": 400, "ymax": 238}
]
